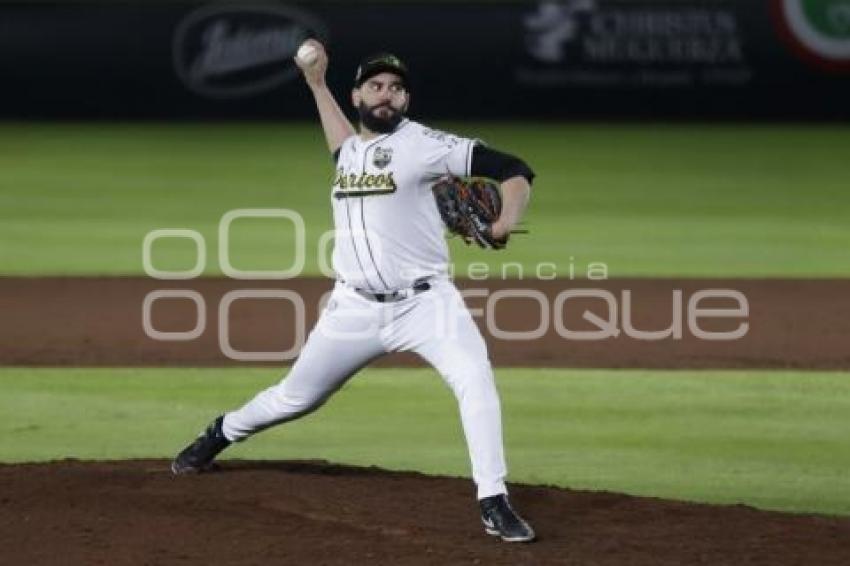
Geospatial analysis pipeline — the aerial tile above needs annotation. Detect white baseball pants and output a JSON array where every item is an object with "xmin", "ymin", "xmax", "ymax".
[{"xmin": 222, "ymin": 278, "xmax": 508, "ymax": 499}]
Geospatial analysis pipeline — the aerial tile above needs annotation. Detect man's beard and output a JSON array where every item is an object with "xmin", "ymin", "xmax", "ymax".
[{"xmin": 358, "ymin": 101, "xmax": 404, "ymax": 134}]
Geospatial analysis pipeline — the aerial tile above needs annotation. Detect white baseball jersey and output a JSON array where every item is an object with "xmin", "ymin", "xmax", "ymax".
[{"xmin": 330, "ymin": 118, "xmax": 477, "ymax": 290}]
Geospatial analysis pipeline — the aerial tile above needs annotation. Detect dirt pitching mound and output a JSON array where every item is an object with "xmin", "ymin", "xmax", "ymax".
[{"xmin": 1, "ymin": 460, "xmax": 848, "ymax": 566}]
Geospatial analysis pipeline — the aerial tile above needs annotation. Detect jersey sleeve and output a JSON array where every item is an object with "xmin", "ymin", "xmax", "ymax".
[
  {"xmin": 418, "ymin": 127, "xmax": 478, "ymax": 179},
  {"xmin": 333, "ymin": 135, "xmax": 356, "ymax": 164}
]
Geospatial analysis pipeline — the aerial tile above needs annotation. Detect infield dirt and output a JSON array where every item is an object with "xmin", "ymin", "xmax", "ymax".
[
  {"xmin": 1, "ymin": 460, "xmax": 849, "ymax": 566},
  {"xmin": 2, "ymin": 277, "xmax": 849, "ymax": 368}
]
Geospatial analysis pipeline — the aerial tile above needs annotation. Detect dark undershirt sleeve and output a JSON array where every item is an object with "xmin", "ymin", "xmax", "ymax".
[
  {"xmin": 332, "ymin": 147, "xmax": 341, "ymax": 163},
  {"xmin": 470, "ymin": 145, "xmax": 535, "ymax": 184}
]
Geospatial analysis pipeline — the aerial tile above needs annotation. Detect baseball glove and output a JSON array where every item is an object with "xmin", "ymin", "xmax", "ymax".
[{"xmin": 432, "ymin": 176, "xmax": 508, "ymax": 250}]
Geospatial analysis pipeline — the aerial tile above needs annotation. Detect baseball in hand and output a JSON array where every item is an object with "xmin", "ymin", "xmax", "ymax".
[{"xmin": 296, "ymin": 43, "xmax": 319, "ymax": 65}]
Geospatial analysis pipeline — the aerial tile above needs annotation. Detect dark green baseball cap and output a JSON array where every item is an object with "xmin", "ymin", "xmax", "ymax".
[{"xmin": 354, "ymin": 52, "xmax": 409, "ymax": 88}]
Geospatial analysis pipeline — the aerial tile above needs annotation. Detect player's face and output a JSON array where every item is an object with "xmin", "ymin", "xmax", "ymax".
[{"xmin": 353, "ymin": 72, "xmax": 409, "ymax": 134}]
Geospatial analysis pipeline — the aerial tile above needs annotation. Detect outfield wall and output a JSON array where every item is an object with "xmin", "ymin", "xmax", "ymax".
[{"xmin": 1, "ymin": 1, "xmax": 849, "ymax": 119}]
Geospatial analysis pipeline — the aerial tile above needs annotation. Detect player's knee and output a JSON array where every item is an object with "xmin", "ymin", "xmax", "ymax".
[
  {"xmin": 471, "ymin": 376, "xmax": 500, "ymax": 408},
  {"xmin": 444, "ymin": 360, "xmax": 497, "ymax": 398},
  {"xmin": 458, "ymin": 379, "xmax": 501, "ymax": 419},
  {"xmin": 272, "ymin": 389, "xmax": 325, "ymax": 419}
]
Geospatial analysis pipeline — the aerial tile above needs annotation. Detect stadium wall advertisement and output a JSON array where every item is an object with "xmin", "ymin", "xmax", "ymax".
[{"xmin": 1, "ymin": 1, "xmax": 848, "ymax": 119}]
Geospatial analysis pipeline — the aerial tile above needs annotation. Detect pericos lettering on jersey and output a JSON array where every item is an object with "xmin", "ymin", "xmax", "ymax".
[{"xmin": 332, "ymin": 168, "xmax": 397, "ymax": 199}]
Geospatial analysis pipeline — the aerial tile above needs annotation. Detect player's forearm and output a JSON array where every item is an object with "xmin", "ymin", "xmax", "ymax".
[
  {"xmin": 496, "ymin": 176, "xmax": 531, "ymax": 232},
  {"xmin": 469, "ymin": 145, "xmax": 534, "ymax": 237},
  {"xmin": 309, "ymin": 84, "xmax": 356, "ymax": 154}
]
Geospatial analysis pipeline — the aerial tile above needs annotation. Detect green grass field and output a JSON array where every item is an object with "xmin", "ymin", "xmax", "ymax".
[
  {"xmin": 1, "ymin": 122, "xmax": 848, "ymax": 277},
  {"xmin": 1, "ymin": 368, "xmax": 848, "ymax": 516},
  {"xmin": 2, "ymin": 122, "xmax": 848, "ymax": 520}
]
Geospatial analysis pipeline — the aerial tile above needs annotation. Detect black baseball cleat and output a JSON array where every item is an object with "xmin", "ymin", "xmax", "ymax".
[
  {"xmin": 171, "ymin": 415, "xmax": 231, "ymax": 474},
  {"xmin": 479, "ymin": 494, "xmax": 536, "ymax": 543}
]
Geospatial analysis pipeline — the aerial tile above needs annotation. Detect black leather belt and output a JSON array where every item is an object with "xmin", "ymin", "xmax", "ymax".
[{"xmin": 350, "ymin": 278, "xmax": 432, "ymax": 303}]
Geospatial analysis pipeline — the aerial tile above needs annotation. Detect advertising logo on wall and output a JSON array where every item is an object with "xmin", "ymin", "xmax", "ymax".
[
  {"xmin": 773, "ymin": 0, "xmax": 850, "ymax": 71},
  {"xmin": 519, "ymin": 0, "xmax": 752, "ymax": 88},
  {"xmin": 173, "ymin": 4, "xmax": 328, "ymax": 99}
]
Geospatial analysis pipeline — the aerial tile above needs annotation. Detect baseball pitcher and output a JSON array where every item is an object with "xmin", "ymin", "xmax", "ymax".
[{"xmin": 172, "ymin": 41, "xmax": 537, "ymax": 543}]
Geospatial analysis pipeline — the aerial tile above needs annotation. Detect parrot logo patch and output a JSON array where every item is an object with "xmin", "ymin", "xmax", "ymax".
[{"xmin": 372, "ymin": 146, "xmax": 393, "ymax": 169}]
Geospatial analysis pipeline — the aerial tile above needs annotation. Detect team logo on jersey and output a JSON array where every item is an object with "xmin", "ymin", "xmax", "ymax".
[
  {"xmin": 773, "ymin": 0, "xmax": 850, "ymax": 71},
  {"xmin": 332, "ymin": 168, "xmax": 397, "ymax": 198},
  {"xmin": 372, "ymin": 146, "xmax": 393, "ymax": 169}
]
